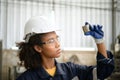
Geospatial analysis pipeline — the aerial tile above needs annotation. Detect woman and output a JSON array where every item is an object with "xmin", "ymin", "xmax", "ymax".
[{"xmin": 16, "ymin": 16, "xmax": 114, "ymax": 80}]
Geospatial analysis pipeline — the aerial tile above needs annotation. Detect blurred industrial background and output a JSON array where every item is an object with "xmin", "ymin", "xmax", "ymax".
[{"xmin": 0, "ymin": 0, "xmax": 120, "ymax": 80}]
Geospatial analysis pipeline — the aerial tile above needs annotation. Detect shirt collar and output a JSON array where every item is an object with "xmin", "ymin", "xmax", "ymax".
[
  {"xmin": 55, "ymin": 60, "xmax": 66, "ymax": 75},
  {"xmin": 36, "ymin": 60, "xmax": 66, "ymax": 79},
  {"xmin": 36, "ymin": 66, "xmax": 49, "ymax": 78}
]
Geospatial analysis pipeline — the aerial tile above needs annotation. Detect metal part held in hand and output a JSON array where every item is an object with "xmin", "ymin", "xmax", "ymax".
[{"xmin": 82, "ymin": 24, "xmax": 90, "ymax": 33}]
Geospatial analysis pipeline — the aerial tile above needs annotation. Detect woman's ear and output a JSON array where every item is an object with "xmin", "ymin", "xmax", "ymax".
[{"xmin": 34, "ymin": 45, "xmax": 42, "ymax": 53}]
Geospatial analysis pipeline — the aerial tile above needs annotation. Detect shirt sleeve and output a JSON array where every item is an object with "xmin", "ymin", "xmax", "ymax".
[
  {"xmin": 97, "ymin": 51, "xmax": 114, "ymax": 80},
  {"xmin": 65, "ymin": 62, "xmax": 95, "ymax": 80}
]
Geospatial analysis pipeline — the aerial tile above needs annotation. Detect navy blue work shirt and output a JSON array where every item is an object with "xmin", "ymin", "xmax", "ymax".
[{"xmin": 16, "ymin": 51, "xmax": 114, "ymax": 80}]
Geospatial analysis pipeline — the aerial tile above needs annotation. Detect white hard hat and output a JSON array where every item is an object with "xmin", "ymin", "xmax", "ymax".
[
  {"xmin": 24, "ymin": 16, "xmax": 60, "ymax": 43},
  {"xmin": 24, "ymin": 16, "xmax": 60, "ymax": 35}
]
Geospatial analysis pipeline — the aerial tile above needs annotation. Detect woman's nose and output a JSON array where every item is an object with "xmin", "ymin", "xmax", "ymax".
[{"xmin": 55, "ymin": 40, "xmax": 60, "ymax": 48}]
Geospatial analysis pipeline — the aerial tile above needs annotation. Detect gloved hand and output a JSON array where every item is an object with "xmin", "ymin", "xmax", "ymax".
[{"xmin": 83, "ymin": 22, "xmax": 104, "ymax": 44}]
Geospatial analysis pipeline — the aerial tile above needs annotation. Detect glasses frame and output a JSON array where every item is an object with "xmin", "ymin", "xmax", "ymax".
[{"xmin": 41, "ymin": 36, "xmax": 60, "ymax": 45}]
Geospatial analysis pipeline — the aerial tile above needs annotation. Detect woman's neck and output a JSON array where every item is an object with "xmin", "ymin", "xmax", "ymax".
[{"xmin": 42, "ymin": 58, "xmax": 55, "ymax": 69}]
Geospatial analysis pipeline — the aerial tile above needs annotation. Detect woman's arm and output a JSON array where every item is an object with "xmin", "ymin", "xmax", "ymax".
[
  {"xmin": 83, "ymin": 22, "xmax": 114, "ymax": 79},
  {"xmin": 83, "ymin": 22, "xmax": 108, "ymax": 58},
  {"xmin": 96, "ymin": 43, "xmax": 108, "ymax": 58}
]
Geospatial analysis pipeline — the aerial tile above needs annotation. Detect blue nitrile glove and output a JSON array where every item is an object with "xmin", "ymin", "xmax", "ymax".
[{"xmin": 84, "ymin": 22, "xmax": 104, "ymax": 44}]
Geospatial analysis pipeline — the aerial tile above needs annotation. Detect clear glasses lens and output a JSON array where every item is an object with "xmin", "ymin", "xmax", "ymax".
[{"xmin": 43, "ymin": 36, "xmax": 60, "ymax": 45}]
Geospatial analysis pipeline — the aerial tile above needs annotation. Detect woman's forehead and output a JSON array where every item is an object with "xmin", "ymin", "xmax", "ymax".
[{"xmin": 41, "ymin": 31, "xmax": 58, "ymax": 39}]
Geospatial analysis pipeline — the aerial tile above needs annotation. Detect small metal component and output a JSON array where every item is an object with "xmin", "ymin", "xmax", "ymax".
[{"xmin": 82, "ymin": 24, "xmax": 90, "ymax": 33}]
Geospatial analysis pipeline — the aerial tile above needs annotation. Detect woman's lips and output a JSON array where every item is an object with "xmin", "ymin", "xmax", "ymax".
[{"xmin": 57, "ymin": 49, "xmax": 61, "ymax": 54}]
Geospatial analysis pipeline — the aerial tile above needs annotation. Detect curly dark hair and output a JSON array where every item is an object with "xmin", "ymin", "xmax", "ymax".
[{"xmin": 17, "ymin": 33, "xmax": 46, "ymax": 69}]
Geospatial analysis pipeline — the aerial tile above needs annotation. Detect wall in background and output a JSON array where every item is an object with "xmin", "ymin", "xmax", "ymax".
[
  {"xmin": 116, "ymin": 0, "xmax": 120, "ymax": 39},
  {"xmin": 0, "ymin": 0, "xmax": 119, "ymax": 50}
]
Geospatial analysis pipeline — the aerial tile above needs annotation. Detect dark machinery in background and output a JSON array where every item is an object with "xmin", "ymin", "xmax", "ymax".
[
  {"xmin": 114, "ymin": 35, "xmax": 120, "ymax": 77},
  {"xmin": 114, "ymin": 35, "xmax": 120, "ymax": 72},
  {"xmin": 0, "ymin": 40, "xmax": 2, "ymax": 80},
  {"xmin": 110, "ymin": 34, "xmax": 120, "ymax": 80}
]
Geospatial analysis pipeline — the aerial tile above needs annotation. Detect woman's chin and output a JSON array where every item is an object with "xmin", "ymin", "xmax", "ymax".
[{"xmin": 55, "ymin": 52, "xmax": 61, "ymax": 58}]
